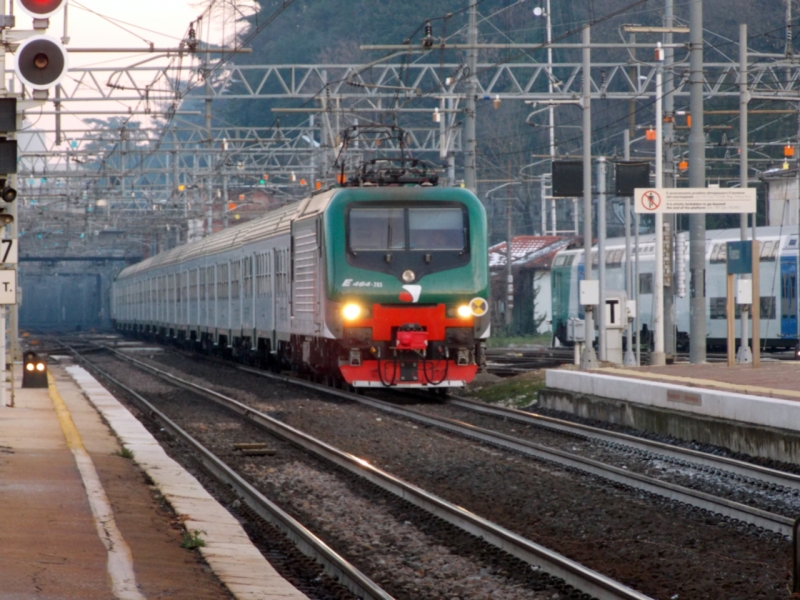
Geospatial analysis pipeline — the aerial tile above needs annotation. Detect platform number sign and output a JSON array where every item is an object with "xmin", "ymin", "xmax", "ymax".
[
  {"xmin": 0, "ymin": 269, "xmax": 16, "ymax": 304},
  {"xmin": 0, "ymin": 239, "xmax": 17, "ymax": 264}
]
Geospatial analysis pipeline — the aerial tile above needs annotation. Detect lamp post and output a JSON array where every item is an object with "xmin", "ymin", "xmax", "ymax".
[{"xmin": 487, "ymin": 181, "xmax": 522, "ymax": 331}]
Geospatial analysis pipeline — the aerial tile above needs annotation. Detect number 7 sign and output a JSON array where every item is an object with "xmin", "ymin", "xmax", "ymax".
[{"xmin": 0, "ymin": 240, "xmax": 17, "ymax": 264}]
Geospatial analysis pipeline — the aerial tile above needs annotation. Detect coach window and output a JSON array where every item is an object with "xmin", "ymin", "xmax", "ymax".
[{"xmin": 639, "ymin": 273, "xmax": 653, "ymax": 295}]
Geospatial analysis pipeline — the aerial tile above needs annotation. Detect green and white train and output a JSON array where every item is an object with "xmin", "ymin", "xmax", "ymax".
[{"xmin": 551, "ymin": 226, "xmax": 799, "ymax": 351}]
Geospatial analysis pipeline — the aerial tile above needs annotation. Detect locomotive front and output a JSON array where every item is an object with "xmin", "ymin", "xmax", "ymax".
[{"xmin": 324, "ymin": 187, "xmax": 490, "ymax": 388}]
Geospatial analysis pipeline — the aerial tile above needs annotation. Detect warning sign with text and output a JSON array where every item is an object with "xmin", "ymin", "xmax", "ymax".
[{"xmin": 634, "ymin": 187, "xmax": 756, "ymax": 214}]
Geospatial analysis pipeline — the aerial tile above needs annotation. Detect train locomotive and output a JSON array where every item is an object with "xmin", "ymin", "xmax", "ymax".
[
  {"xmin": 111, "ymin": 165, "xmax": 491, "ymax": 388},
  {"xmin": 551, "ymin": 226, "xmax": 799, "ymax": 351}
]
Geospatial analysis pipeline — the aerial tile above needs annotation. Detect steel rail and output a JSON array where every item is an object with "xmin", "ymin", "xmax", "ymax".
[
  {"xmin": 225, "ymin": 365, "xmax": 794, "ymax": 537},
  {"xmin": 446, "ymin": 394, "xmax": 800, "ymax": 494},
  {"xmin": 97, "ymin": 344, "xmax": 654, "ymax": 600},
  {"xmin": 66, "ymin": 348, "xmax": 394, "ymax": 600}
]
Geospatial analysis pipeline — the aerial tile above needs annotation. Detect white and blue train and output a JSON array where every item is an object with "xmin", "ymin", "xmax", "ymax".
[{"xmin": 550, "ymin": 226, "xmax": 799, "ymax": 351}]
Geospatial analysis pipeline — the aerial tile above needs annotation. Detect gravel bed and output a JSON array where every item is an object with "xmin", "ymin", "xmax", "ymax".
[
  {"xmin": 118, "ymin": 348, "xmax": 793, "ymax": 600},
  {"xmin": 411, "ymin": 402, "xmax": 800, "ymax": 518},
  {"xmin": 86, "ymin": 353, "xmax": 564, "ymax": 600}
]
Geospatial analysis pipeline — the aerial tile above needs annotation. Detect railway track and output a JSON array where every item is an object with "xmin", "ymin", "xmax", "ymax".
[
  {"xmin": 53, "ymin": 334, "xmax": 792, "ymax": 598},
  {"xmin": 61, "ymin": 341, "xmax": 389, "ymax": 600},
  {"xmin": 484, "ymin": 347, "xmax": 575, "ymax": 375},
  {"xmin": 69, "ymin": 340, "xmax": 653, "ymax": 600}
]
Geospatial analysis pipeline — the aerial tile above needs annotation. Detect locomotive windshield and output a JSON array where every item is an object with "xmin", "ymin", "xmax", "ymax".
[
  {"xmin": 409, "ymin": 208, "xmax": 464, "ymax": 250},
  {"xmin": 349, "ymin": 208, "xmax": 405, "ymax": 250},
  {"xmin": 349, "ymin": 206, "xmax": 465, "ymax": 252}
]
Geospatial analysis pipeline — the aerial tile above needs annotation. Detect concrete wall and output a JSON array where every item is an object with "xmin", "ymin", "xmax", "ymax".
[{"xmin": 543, "ymin": 369, "xmax": 800, "ymax": 463}]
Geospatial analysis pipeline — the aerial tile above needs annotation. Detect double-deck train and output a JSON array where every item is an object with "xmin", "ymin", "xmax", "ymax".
[
  {"xmin": 111, "ymin": 173, "xmax": 491, "ymax": 388},
  {"xmin": 551, "ymin": 226, "xmax": 799, "ymax": 351}
]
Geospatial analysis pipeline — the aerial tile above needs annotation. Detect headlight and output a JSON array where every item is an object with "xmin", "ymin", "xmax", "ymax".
[
  {"xmin": 342, "ymin": 303, "xmax": 362, "ymax": 320},
  {"xmin": 36, "ymin": 363, "xmax": 45, "ymax": 372},
  {"xmin": 25, "ymin": 363, "xmax": 34, "ymax": 371},
  {"xmin": 457, "ymin": 305, "xmax": 472, "ymax": 318}
]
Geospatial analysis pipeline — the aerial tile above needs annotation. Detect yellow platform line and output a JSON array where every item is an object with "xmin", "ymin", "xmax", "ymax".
[
  {"xmin": 48, "ymin": 373, "xmax": 147, "ymax": 600},
  {"xmin": 598, "ymin": 366, "xmax": 800, "ymax": 400}
]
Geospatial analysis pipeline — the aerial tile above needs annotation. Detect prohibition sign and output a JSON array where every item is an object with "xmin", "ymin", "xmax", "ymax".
[{"xmin": 639, "ymin": 189, "xmax": 662, "ymax": 211}]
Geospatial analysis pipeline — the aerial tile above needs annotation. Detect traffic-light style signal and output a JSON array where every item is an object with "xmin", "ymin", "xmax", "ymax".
[
  {"xmin": 0, "ymin": 179, "xmax": 16, "ymax": 204},
  {"xmin": 18, "ymin": 0, "xmax": 67, "ymax": 19},
  {"xmin": 15, "ymin": 35, "xmax": 68, "ymax": 90}
]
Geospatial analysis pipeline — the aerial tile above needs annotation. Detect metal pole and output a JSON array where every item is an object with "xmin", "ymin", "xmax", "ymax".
[
  {"xmin": 205, "ymin": 51, "xmax": 214, "ymax": 237},
  {"xmin": 688, "ymin": 0, "xmax": 707, "ymax": 364},
  {"xmin": 652, "ymin": 44, "xmax": 666, "ymax": 366},
  {"xmin": 663, "ymin": 0, "xmax": 676, "ymax": 358},
  {"xmin": 738, "ymin": 23, "xmax": 753, "ymax": 363},
  {"xmin": 598, "ymin": 157, "xmax": 607, "ymax": 361},
  {"xmin": 546, "ymin": 0, "xmax": 556, "ymax": 234},
  {"xmin": 464, "ymin": 0, "xmax": 478, "ymax": 192},
  {"xmin": 447, "ymin": 96, "xmax": 456, "ymax": 185},
  {"xmin": 540, "ymin": 177, "xmax": 547, "ymax": 235},
  {"xmin": 629, "ymin": 133, "xmax": 642, "ymax": 366},
  {"xmin": 636, "ymin": 210, "xmax": 641, "ymax": 366},
  {"xmin": 506, "ymin": 194, "xmax": 514, "ymax": 330},
  {"xmin": 5, "ymin": 54, "xmax": 18, "ymax": 364},
  {"xmin": 580, "ymin": 25, "xmax": 598, "ymax": 370},
  {"xmin": 222, "ymin": 170, "xmax": 229, "ymax": 230},
  {"xmin": 623, "ymin": 130, "xmax": 636, "ymax": 366}
]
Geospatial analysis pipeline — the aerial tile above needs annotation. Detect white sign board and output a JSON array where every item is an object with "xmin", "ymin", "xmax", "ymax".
[
  {"xmin": 0, "ymin": 239, "xmax": 17, "ymax": 265},
  {"xmin": 634, "ymin": 187, "xmax": 756, "ymax": 214},
  {"xmin": 0, "ymin": 270, "xmax": 16, "ymax": 304}
]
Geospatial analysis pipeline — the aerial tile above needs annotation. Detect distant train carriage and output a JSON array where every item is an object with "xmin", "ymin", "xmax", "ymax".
[
  {"xmin": 551, "ymin": 226, "xmax": 798, "ymax": 351},
  {"xmin": 112, "ymin": 181, "xmax": 490, "ymax": 388}
]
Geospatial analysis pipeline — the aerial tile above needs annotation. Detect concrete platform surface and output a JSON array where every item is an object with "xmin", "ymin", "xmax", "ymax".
[
  {"xmin": 0, "ymin": 360, "xmax": 309, "ymax": 600},
  {"xmin": 601, "ymin": 360, "xmax": 800, "ymax": 402},
  {"xmin": 544, "ymin": 361, "xmax": 800, "ymax": 463}
]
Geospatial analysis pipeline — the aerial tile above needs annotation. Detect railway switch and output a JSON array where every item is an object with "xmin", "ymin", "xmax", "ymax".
[{"xmin": 22, "ymin": 351, "xmax": 48, "ymax": 388}]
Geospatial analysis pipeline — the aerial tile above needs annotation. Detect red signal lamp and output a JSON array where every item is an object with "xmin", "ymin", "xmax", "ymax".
[{"xmin": 18, "ymin": 0, "xmax": 67, "ymax": 19}]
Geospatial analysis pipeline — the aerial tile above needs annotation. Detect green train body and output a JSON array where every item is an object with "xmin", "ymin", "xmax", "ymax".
[{"xmin": 112, "ymin": 184, "xmax": 491, "ymax": 388}]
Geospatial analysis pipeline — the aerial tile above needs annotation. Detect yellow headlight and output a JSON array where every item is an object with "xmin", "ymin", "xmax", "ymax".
[
  {"xmin": 457, "ymin": 305, "xmax": 472, "ymax": 318},
  {"xmin": 342, "ymin": 303, "xmax": 362, "ymax": 320},
  {"xmin": 36, "ymin": 363, "xmax": 45, "ymax": 372},
  {"xmin": 25, "ymin": 363, "xmax": 34, "ymax": 371}
]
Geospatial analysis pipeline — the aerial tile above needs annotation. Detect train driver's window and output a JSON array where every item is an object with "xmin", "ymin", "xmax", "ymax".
[
  {"xmin": 409, "ymin": 208, "xmax": 465, "ymax": 250},
  {"xmin": 349, "ymin": 208, "xmax": 405, "ymax": 250}
]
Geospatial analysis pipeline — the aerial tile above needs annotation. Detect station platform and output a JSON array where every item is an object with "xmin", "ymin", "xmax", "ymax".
[
  {"xmin": 0, "ymin": 358, "xmax": 309, "ymax": 600},
  {"xmin": 542, "ymin": 360, "xmax": 800, "ymax": 464}
]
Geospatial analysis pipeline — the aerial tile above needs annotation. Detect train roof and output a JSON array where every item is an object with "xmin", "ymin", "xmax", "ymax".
[
  {"xmin": 557, "ymin": 226, "xmax": 797, "ymax": 254},
  {"xmin": 116, "ymin": 189, "xmax": 338, "ymax": 280},
  {"xmin": 114, "ymin": 185, "xmax": 483, "ymax": 281}
]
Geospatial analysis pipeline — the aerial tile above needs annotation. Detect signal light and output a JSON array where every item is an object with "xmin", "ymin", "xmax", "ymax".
[
  {"xmin": 22, "ymin": 351, "xmax": 48, "ymax": 388},
  {"xmin": 18, "ymin": 0, "xmax": 66, "ymax": 19},
  {"xmin": 0, "ymin": 211, "xmax": 13, "ymax": 225},
  {"xmin": 15, "ymin": 35, "xmax": 69, "ymax": 91},
  {"xmin": 1, "ymin": 186, "xmax": 17, "ymax": 203}
]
